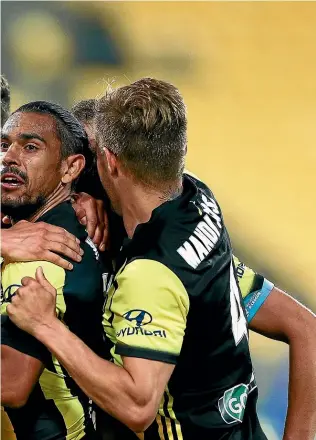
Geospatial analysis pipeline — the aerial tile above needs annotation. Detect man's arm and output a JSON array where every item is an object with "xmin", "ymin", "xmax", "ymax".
[
  {"xmin": 6, "ymin": 262, "xmax": 189, "ymax": 433},
  {"xmin": 1, "ymin": 315, "xmax": 46, "ymax": 408},
  {"xmin": 249, "ymin": 288, "xmax": 316, "ymax": 440},
  {"xmin": 1, "ymin": 260, "xmax": 67, "ymax": 409},
  {"xmin": 1, "ymin": 346, "xmax": 43, "ymax": 408},
  {"xmin": 27, "ymin": 320, "xmax": 174, "ymax": 433},
  {"xmin": 1, "ymin": 220, "xmax": 82, "ymax": 270},
  {"xmin": 234, "ymin": 256, "xmax": 316, "ymax": 440}
]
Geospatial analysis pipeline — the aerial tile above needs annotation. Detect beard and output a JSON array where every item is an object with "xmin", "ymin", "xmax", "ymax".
[{"xmin": 1, "ymin": 194, "xmax": 46, "ymax": 223}]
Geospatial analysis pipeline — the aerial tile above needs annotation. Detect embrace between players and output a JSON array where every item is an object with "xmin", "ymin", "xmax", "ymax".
[{"xmin": 1, "ymin": 76, "xmax": 316, "ymax": 440}]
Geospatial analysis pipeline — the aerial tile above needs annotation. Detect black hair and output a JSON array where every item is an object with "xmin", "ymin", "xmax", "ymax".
[
  {"xmin": 13, "ymin": 101, "xmax": 94, "ymax": 190},
  {"xmin": 71, "ymin": 99, "xmax": 106, "ymax": 199},
  {"xmin": 72, "ymin": 99, "xmax": 96, "ymax": 123},
  {"xmin": 1, "ymin": 75, "xmax": 11, "ymax": 126}
]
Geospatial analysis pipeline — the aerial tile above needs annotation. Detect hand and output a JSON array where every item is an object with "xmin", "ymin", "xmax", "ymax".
[
  {"xmin": 71, "ymin": 192, "xmax": 109, "ymax": 251},
  {"xmin": 7, "ymin": 267, "xmax": 58, "ymax": 337},
  {"xmin": 1, "ymin": 213, "xmax": 11, "ymax": 227},
  {"xmin": 1, "ymin": 220, "xmax": 83, "ymax": 270}
]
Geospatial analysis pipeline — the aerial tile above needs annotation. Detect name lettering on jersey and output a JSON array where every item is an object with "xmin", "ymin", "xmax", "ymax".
[{"xmin": 177, "ymin": 194, "xmax": 222, "ymax": 269}]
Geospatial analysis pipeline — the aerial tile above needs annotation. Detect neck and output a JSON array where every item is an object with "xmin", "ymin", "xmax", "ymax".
[
  {"xmin": 12, "ymin": 184, "xmax": 72, "ymax": 225},
  {"xmin": 120, "ymin": 179, "xmax": 182, "ymax": 238}
]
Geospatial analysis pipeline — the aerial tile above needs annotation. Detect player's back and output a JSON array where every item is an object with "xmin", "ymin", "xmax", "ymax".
[
  {"xmin": 1, "ymin": 201, "xmax": 107, "ymax": 440},
  {"xmin": 114, "ymin": 174, "xmax": 266, "ymax": 439}
]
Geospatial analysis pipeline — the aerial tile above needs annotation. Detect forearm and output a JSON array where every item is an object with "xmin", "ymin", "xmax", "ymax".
[
  {"xmin": 34, "ymin": 319, "xmax": 149, "ymax": 431},
  {"xmin": 283, "ymin": 327, "xmax": 316, "ymax": 440},
  {"xmin": 0, "ymin": 229, "xmax": 9, "ymax": 260}
]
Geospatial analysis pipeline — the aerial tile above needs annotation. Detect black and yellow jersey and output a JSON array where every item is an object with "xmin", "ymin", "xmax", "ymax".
[
  {"xmin": 1, "ymin": 201, "xmax": 108, "ymax": 440},
  {"xmin": 102, "ymin": 174, "xmax": 269, "ymax": 440}
]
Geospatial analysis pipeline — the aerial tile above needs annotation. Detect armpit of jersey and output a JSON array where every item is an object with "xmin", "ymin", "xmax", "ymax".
[
  {"xmin": 233, "ymin": 256, "xmax": 274, "ymax": 322},
  {"xmin": 108, "ymin": 259, "xmax": 189, "ymax": 364}
]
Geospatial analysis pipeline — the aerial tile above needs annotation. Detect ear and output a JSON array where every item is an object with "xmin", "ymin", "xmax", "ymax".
[
  {"xmin": 104, "ymin": 148, "xmax": 119, "ymax": 178},
  {"xmin": 61, "ymin": 154, "xmax": 86, "ymax": 185}
]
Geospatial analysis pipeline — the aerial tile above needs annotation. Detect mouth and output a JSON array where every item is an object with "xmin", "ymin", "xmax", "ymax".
[{"xmin": 1, "ymin": 173, "xmax": 26, "ymax": 190}]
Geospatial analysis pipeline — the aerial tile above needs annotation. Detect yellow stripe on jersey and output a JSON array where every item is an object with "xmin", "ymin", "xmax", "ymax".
[
  {"xmin": 164, "ymin": 387, "xmax": 183, "ymax": 440},
  {"xmin": 1, "ymin": 406, "xmax": 16, "ymax": 440},
  {"xmin": 155, "ymin": 414, "xmax": 165, "ymax": 440},
  {"xmin": 39, "ymin": 367, "xmax": 87, "ymax": 440}
]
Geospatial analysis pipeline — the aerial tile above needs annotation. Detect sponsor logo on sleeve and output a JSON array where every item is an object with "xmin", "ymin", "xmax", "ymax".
[{"xmin": 116, "ymin": 309, "xmax": 167, "ymax": 339}]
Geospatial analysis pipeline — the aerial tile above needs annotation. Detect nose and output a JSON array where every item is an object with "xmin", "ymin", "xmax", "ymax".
[{"xmin": 1, "ymin": 144, "xmax": 22, "ymax": 167}]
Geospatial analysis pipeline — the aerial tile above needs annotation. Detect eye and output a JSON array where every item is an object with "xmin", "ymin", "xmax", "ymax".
[
  {"xmin": 24, "ymin": 144, "xmax": 38, "ymax": 151},
  {"xmin": 0, "ymin": 142, "xmax": 9, "ymax": 152}
]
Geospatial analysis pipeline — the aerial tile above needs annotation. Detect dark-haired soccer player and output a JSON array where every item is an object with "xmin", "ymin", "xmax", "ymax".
[
  {"xmin": 4, "ymin": 79, "xmax": 273, "ymax": 440},
  {"xmin": 0, "ymin": 101, "xmax": 108, "ymax": 439}
]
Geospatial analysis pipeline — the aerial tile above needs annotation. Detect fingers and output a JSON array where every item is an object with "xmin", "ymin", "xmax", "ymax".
[
  {"xmin": 91, "ymin": 200, "xmax": 104, "ymax": 247},
  {"xmin": 2, "ymin": 215, "xmax": 11, "ymax": 225},
  {"xmin": 72, "ymin": 192, "xmax": 98, "ymax": 234},
  {"xmin": 48, "ymin": 241, "xmax": 83, "ymax": 264},
  {"xmin": 73, "ymin": 206, "xmax": 88, "ymax": 226},
  {"xmin": 21, "ymin": 276, "xmax": 34, "ymax": 286},
  {"xmin": 92, "ymin": 199, "xmax": 109, "ymax": 249},
  {"xmin": 45, "ymin": 232, "xmax": 83, "ymax": 258},
  {"xmin": 42, "ymin": 250, "xmax": 74, "ymax": 271},
  {"xmin": 100, "ymin": 209, "xmax": 110, "ymax": 251},
  {"xmin": 37, "ymin": 222, "xmax": 80, "ymax": 245},
  {"xmin": 36, "ymin": 267, "xmax": 56, "ymax": 295}
]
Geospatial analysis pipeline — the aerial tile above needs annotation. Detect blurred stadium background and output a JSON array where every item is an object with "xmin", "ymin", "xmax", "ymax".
[{"xmin": 2, "ymin": 2, "xmax": 316, "ymax": 438}]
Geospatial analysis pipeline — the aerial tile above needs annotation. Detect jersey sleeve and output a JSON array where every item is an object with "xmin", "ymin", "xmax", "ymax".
[
  {"xmin": 1, "ymin": 261, "xmax": 66, "ymax": 361},
  {"xmin": 1, "ymin": 261, "xmax": 66, "ymax": 317},
  {"xmin": 105, "ymin": 259, "xmax": 189, "ymax": 364},
  {"xmin": 233, "ymin": 255, "xmax": 274, "ymax": 323}
]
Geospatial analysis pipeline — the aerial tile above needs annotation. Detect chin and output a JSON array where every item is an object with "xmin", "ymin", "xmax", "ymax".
[{"xmin": 1, "ymin": 195, "xmax": 46, "ymax": 222}]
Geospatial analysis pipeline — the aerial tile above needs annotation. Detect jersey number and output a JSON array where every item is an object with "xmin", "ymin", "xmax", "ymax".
[{"xmin": 230, "ymin": 262, "xmax": 248, "ymax": 345}]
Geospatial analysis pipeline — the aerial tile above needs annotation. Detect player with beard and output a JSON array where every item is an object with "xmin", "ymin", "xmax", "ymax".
[
  {"xmin": 2, "ymin": 78, "xmax": 285, "ymax": 440},
  {"xmin": 1, "ymin": 85, "xmax": 315, "ymax": 440},
  {"xmin": 0, "ymin": 101, "xmax": 107, "ymax": 440},
  {"xmin": 71, "ymin": 97, "xmax": 316, "ymax": 440}
]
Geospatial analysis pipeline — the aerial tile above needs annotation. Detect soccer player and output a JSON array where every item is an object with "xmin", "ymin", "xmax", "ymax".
[
  {"xmin": 5, "ymin": 79, "xmax": 271, "ymax": 439},
  {"xmin": 3, "ymin": 83, "xmax": 316, "ymax": 439},
  {"xmin": 71, "ymin": 97, "xmax": 316, "ymax": 439},
  {"xmin": 0, "ymin": 101, "xmax": 107, "ymax": 439}
]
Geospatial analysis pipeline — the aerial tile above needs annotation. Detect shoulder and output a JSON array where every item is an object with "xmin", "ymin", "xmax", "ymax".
[
  {"xmin": 114, "ymin": 258, "xmax": 190, "ymax": 316},
  {"xmin": 38, "ymin": 201, "xmax": 86, "ymax": 241}
]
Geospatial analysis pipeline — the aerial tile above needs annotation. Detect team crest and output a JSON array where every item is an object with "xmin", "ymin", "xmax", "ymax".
[{"xmin": 218, "ymin": 383, "xmax": 249, "ymax": 424}]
